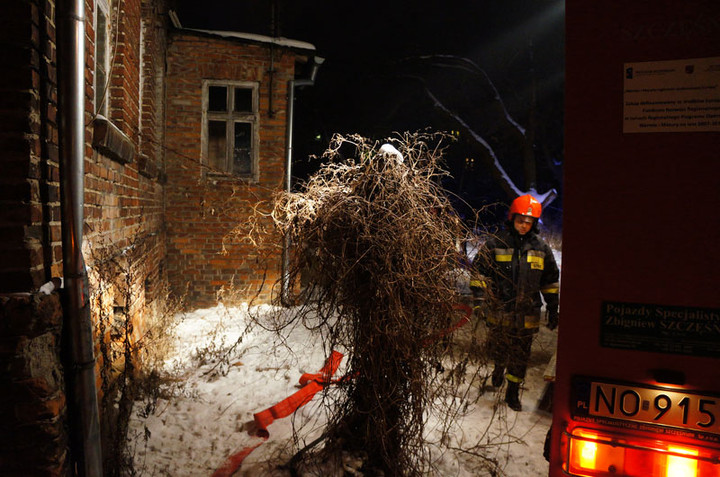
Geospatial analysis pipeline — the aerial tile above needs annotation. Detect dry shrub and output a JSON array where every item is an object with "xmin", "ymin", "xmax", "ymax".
[
  {"xmin": 261, "ymin": 132, "xmax": 484, "ymax": 476},
  {"xmin": 84, "ymin": 232, "xmax": 185, "ymax": 476}
]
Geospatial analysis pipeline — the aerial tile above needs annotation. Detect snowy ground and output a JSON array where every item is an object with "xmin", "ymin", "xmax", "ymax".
[{"xmin": 127, "ymin": 299, "xmax": 558, "ymax": 476}]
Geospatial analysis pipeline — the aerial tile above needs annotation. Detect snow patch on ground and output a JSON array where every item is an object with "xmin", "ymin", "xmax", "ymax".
[{"xmin": 129, "ymin": 303, "xmax": 556, "ymax": 476}]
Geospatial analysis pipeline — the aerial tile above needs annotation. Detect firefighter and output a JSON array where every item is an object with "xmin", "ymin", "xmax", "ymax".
[{"xmin": 470, "ymin": 194, "xmax": 560, "ymax": 411}]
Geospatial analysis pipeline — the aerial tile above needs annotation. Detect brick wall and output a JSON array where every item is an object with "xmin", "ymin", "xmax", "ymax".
[
  {"xmin": 81, "ymin": 0, "xmax": 169, "ymax": 403},
  {"xmin": 84, "ymin": 0, "xmax": 172, "ymax": 469},
  {"xmin": 0, "ymin": 293, "xmax": 68, "ymax": 476},
  {"xmin": 164, "ymin": 32, "xmax": 299, "ymax": 307},
  {"xmin": 0, "ymin": 0, "xmax": 58, "ymax": 293},
  {"xmin": 0, "ymin": 3, "xmax": 68, "ymax": 473},
  {"xmin": 0, "ymin": 0, "xmax": 168, "ymax": 296},
  {"xmin": 1, "ymin": 0, "xmax": 170, "ymax": 473}
]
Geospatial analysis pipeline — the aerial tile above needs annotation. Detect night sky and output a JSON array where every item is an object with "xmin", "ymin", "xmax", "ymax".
[
  {"xmin": 174, "ymin": 0, "xmax": 565, "ymax": 220},
  {"xmin": 175, "ymin": 1, "xmax": 563, "ymax": 62}
]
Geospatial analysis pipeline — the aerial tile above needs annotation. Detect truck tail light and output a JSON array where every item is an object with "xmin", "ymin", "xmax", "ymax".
[
  {"xmin": 577, "ymin": 431, "xmax": 598, "ymax": 470},
  {"xmin": 563, "ymin": 427, "xmax": 720, "ymax": 477},
  {"xmin": 667, "ymin": 446, "xmax": 698, "ymax": 477}
]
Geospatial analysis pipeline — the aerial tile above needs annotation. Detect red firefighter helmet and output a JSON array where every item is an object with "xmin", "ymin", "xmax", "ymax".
[{"xmin": 508, "ymin": 194, "xmax": 542, "ymax": 220}]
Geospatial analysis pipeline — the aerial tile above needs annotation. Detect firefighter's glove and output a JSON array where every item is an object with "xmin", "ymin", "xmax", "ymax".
[{"xmin": 547, "ymin": 310, "xmax": 559, "ymax": 330}]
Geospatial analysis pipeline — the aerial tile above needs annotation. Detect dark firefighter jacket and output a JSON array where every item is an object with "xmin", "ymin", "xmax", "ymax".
[{"xmin": 470, "ymin": 225, "xmax": 560, "ymax": 330}]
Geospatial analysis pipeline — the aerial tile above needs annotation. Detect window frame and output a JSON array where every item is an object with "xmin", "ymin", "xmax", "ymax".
[
  {"xmin": 93, "ymin": 0, "xmax": 111, "ymax": 117},
  {"xmin": 201, "ymin": 80, "xmax": 260, "ymax": 181}
]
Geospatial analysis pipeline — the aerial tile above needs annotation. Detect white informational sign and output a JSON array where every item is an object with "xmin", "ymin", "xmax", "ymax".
[{"xmin": 623, "ymin": 56, "xmax": 720, "ymax": 133}]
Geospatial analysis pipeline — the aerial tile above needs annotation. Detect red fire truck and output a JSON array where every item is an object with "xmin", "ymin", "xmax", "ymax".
[{"xmin": 549, "ymin": 1, "xmax": 720, "ymax": 476}]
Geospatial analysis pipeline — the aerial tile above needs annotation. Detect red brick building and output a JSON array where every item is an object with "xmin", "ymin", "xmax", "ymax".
[
  {"xmin": 0, "ymin": 0, "xmax": 317, "ymax": 473},
  {"xmin": 164, "ymin": 29, "xmax": 316, "ymax": 307}
]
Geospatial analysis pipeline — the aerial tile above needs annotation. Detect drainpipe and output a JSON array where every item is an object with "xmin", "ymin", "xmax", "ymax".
[
  {"xmin": 57, "ymin": 0, "xmax": 103, "ymax": 475},
  {"xmin": 281, "ymin": 56, "xmax": 324, "ymax": 306}
]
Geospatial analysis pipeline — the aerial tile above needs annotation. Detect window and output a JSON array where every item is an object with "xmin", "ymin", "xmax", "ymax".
[
  {"xmin": 94, "ymin": 0, "xmax": 111, "ymax": 116},
  {"xmin": 203, "ymin": 81, "xmax": 259, "ymax": 179}
]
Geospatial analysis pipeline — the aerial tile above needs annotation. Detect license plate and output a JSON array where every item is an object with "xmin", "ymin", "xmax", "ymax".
[{"xmin": 573, "ymin": 378, "xmax": 720, "ymax": 436}]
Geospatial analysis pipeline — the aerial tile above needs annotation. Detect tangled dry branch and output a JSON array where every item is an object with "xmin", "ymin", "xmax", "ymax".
[{"xmin": 255, "ymin": 132, "xmax": 491, "ymax": 475}]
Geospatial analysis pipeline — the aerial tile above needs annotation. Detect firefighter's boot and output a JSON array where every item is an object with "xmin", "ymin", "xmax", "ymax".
[
  {"xmin": 505, "ymin": 381, "xmax": 522, "ymax": 411},
  {"xmin": 491, "ymin": 366, "xmax": 504, "ymax": 388}
]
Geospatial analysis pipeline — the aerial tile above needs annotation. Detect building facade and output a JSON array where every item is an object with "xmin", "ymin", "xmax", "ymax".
[
  {"xmin": 164, "ymin": 29, "xmax": 314, "ymax": 307},
  {"xmin": 0, "ymin": 0, "xmax": 315, "ymax": 473}
]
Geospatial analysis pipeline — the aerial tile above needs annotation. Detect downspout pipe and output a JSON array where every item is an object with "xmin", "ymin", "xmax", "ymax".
[
  {"xmin": 57, "ymin": 0, "xmax": 103, "ymax": 475},
  {"xmin": 281, "ymin": 56, "xmax": 324, "ymax": 306}
]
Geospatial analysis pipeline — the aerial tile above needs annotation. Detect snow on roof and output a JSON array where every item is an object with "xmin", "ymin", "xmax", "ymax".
[{"xmin": 183, "ymin": 28, "xmax": 316, "ymax": 52}]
